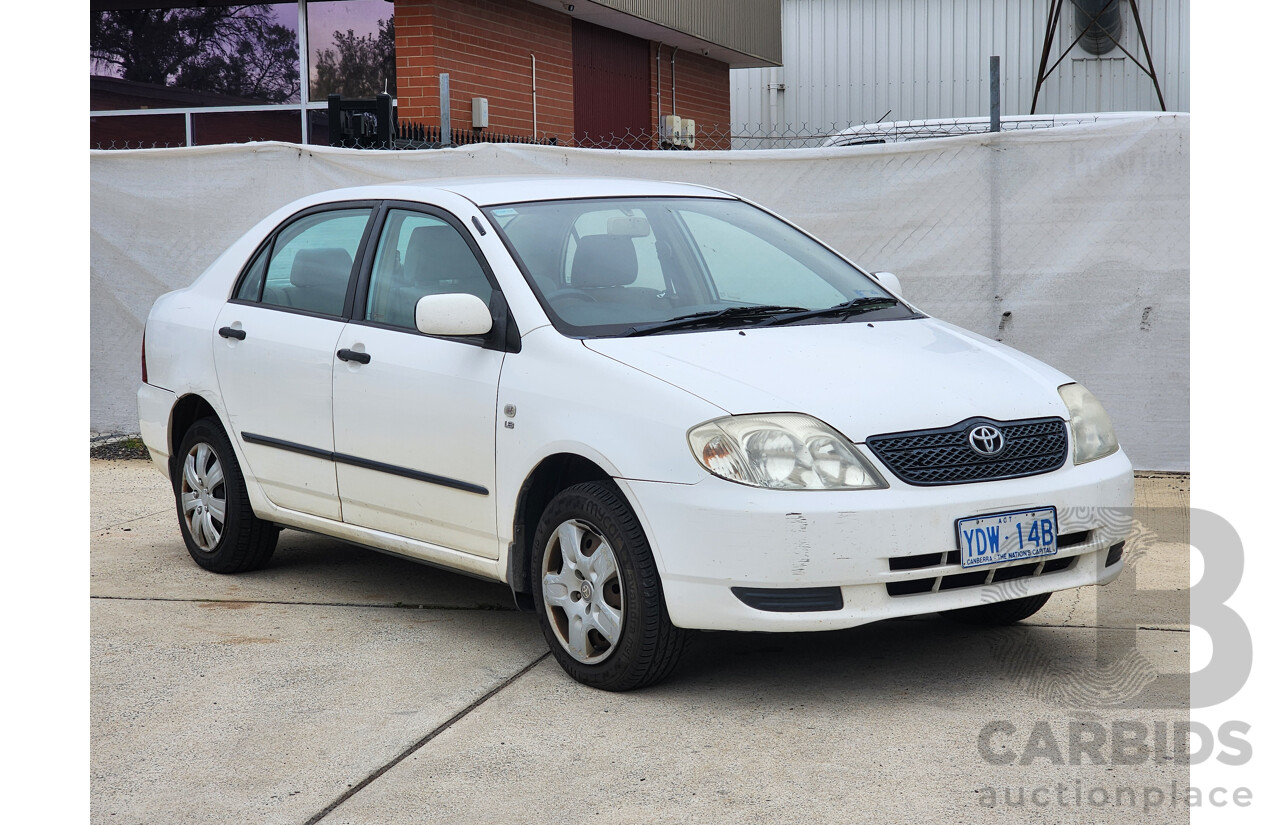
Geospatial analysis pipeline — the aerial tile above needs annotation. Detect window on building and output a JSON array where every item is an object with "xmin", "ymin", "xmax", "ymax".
[
  {"xmin": 90, "ymin": 4, "xmax": 302, "ymax": 110},
  {"xmin": 90, "ymin": 1, "xmax": 394, "ymax": 148},
  {"xmin": 307, "ymin": 0, "xmax": 396, "ymax": 101}
]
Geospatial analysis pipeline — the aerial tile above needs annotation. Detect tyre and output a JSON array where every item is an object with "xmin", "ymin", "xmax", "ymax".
[
  {"xmin": 532, "ymin": 481, "xmax": 687, "ymax": 691},
  {"xmin": 945, "ymin": 592, "xmax": 1051, "ymax": 625},
  {"xmin": 173, "ymin": 417, "xmax": 277, "ymax": 573}
]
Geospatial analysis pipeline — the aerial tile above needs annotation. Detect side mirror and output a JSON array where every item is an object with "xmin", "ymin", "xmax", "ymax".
[
  {"xmin": 415, "ymin": 293, "xmax": 493, "ymax": 337},
  {"xmin": 871, "ymin": 271, "xmax": 903, "ymax": 297}
]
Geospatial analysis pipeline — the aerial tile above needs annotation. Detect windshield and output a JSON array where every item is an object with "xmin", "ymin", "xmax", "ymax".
[{"xmin": 484, "ymin": 197, "xmax": 918, "ymax": 337}]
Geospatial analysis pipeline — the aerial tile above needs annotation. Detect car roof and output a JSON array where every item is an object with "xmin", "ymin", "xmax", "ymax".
[{"xmin": 310, "ymin": 176, "xmax": 736, "ymax": 208}]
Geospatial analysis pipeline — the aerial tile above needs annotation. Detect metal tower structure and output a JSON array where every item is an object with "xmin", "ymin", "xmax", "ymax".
[{"xmin": 1031, "ymin": 0, "xmax": 1167, "ymax": 114}]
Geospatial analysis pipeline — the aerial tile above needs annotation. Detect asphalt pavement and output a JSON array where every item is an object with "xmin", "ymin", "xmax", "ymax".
[{"xmin": 91, "ymin": 459, "xmax": 1190, "ymax": 824}]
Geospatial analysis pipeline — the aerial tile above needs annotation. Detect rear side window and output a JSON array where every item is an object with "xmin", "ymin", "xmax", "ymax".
[{"xmin": 257, "ymin": 208, "xmax": 372, "ymax": 317}]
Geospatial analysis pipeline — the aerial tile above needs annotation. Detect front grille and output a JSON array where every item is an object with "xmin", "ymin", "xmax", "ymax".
[
  {"xmin": 885, "ymin": 555, "xmax": 1076, "ymax": 597},
  {"xmin": 866, "ymin": 417, "xmax": 1068, "ymax": 486}
]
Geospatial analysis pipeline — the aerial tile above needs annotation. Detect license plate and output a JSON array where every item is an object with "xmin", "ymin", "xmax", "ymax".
[{"xmin": 955, "ymin": 507, "xmax": 1058, "ymax": 569}]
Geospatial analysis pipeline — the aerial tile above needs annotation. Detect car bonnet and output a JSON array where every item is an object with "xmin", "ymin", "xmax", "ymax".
[{"xmin": 582, "ymin": 317, "xmax": 1073, "ymax": 442}]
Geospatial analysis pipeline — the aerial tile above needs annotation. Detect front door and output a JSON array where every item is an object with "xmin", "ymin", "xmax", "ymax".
[{"xmin": 331, "ymin": 207, "xmax": 504, "ymax": 558}]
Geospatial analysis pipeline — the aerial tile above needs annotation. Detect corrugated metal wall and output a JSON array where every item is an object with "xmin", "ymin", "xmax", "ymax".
[
  {"xmin": 597, "ymin": 0, "xmax": 783, "ymax": 64},
  {"xmin": 731, "ymin": 0, "xmax": 1189, "ymax": 132}
]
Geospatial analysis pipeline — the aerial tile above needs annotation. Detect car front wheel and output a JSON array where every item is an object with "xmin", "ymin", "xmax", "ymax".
[
  {"xmin": 174, "ymin": 417, "xmax": 277, "ymax": 573},
  {"xmin": 532, "ymin": 481, "xmax": 687, "ymax": 691}
]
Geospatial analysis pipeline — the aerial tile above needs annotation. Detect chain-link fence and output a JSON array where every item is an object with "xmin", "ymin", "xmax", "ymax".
[
  {"xmin": 91, "ymin": 113, "xmax": 1122, "ymax": 152},
  {"xmin": 563, "ymin": 115, "xmax": 1122, "ymax": 151},
  {"xmin": 721, "ymin": 113, "xmax": 1126, "ymax": 149}
]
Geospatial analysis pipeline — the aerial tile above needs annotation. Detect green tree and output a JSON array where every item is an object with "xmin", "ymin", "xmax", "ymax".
[
  {"xmin": 312, "ymin": 18, "xmax": 396, "ymax": 100},
  {"xmin": 91, "ymin": 6, "xmax": 299, "ymax": 103}
]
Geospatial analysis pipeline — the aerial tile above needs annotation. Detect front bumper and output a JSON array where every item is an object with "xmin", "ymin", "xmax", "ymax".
[{"xmin": 619, "ymin": 449, "xmax": 1134, "ymax": 631}]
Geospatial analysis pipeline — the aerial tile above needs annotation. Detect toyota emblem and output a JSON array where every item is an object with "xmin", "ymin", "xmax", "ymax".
[{"xmin": 967, "ymin": 424, "xmax": 1005, "ymax": 457}]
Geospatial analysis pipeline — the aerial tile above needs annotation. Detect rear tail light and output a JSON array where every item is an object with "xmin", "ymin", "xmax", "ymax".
[{"xmin": 141, "ymin": 327, "xmax": 148, "ymax": 384}]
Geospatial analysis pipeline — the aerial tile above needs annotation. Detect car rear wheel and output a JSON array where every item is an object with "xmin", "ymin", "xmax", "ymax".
[
  {"xmin": 174, "ymin": 417, "xmax": 277, "ymax": 573},
  {"xmin": 945, "ymin": 592, "xmax": 1051, "ymax": 625},
  {"xmin": 532, "ymin": 481, "xmax": 687, "ymax": 691}
]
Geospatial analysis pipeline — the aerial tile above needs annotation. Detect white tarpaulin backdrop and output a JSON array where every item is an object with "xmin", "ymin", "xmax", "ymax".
[{"xmin": 90, "ymin": 114, "xmax": 1188, "ymax": 469}]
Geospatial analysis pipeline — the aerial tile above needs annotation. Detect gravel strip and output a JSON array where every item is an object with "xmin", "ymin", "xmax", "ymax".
[{"xmin": 91, "ymin": 437, "xmax": 151, "ymax": 461}]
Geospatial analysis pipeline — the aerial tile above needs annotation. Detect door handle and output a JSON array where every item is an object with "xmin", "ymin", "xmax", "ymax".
[
  {"xmin": 337, "ymin": 348, "xmax": 371, "ymax": 364},
  {"xmin": 218, "ymin": 326, "xmax": 246, "ymax": 340}
]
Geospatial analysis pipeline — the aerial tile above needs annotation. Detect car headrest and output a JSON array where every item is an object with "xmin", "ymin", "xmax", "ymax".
[
  {"xmin": 571, "ymin": 235, "xmax": 638, "ymax": 288},
  {"xmin": 290, "ymin": 247, "xmax": 353, "ymax": 289},
  {"xmin": 404, "ymin": 224, "xmax": 486, "ymax": 289},
  {"xmin": 403, "ymin": 225, "xmax": 447, "ymax": 283}
]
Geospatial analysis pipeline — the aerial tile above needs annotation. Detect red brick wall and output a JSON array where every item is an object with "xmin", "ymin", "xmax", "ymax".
[
  {"xmin": 394, "ymin": 0, "xmax": 574, "ymax": 143},
  {"xmin": 394, "ymin": 0, "xmax": 731, "ymax": 149},
  {"xmin": 649, "ymin": 45, "xmax": 732, "ymax": 150}
]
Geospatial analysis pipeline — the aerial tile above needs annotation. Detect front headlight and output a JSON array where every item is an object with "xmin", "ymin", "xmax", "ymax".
[
  {"xmin": 688, "ymin": 413, "xmax": 887, "ymax": 490},
  {"xmin": 1058, "ymin": 383, "xmax": 1119, "ymax": 464}
]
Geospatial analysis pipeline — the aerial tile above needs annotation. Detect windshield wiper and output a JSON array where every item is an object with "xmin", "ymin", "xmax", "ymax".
[
  {"xmin": 765, "ymin": 296, "xmax": 900, "ymax": 326},
  {"xmin": 623, "ymin": 305, "xmax": 809, "ymax": 337}
]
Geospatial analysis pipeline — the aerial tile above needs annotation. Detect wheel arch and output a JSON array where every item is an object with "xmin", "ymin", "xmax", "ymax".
[
  {"xmin": 507, "ymin": 452, "xmax": 613, "ymax": 610},
  {"xmin": 167, "ymin": 393, "xmax": 222, "ymax": 483}
]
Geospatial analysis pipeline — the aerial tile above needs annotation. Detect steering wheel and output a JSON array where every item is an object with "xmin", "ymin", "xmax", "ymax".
[{"xmin": 548, "ymin": 288, "xmax": 599, "ymax": 303}]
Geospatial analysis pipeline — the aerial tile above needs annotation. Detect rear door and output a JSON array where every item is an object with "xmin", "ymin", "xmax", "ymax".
[
  {"xmin": 213, "ymin": 204, "xmax": 375, "ymax": 520},
  {"xmin": 331, "ymin": 205, "xmax": 505, "ymax": 558}
]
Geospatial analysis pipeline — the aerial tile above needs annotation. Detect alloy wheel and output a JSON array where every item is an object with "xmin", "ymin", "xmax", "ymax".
[{"xmin": 541, "ymin": 518, "xmax": 625, "ymax": 663}]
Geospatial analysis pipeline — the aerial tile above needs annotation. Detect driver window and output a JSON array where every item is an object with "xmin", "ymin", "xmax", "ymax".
[{"xmin": 366, "ymin": 210, "xmax": 492, "ymax": 330}]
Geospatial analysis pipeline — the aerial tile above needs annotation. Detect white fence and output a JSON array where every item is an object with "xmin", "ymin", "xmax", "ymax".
[{"xmin": 90, "ymin": 113, "xmax": 1188, "ymax": 469}]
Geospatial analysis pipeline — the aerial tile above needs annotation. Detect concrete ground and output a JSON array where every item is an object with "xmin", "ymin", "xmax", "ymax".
[{"xmin": 91, "ymin": 460, "xmax": 1190, "ymax": 824}]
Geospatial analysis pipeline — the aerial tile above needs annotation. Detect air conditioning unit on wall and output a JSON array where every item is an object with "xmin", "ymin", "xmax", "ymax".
[
  {"xmin": 680, "ymin": 118, "xmax": 696, "ymax": 148},
  {"xmin": 664, "ymin": 115, "xmax": 683, "ymax": 143},
  {"xmin": 662, "ymin": 115, "xmax": 695, "ymax": 149}
]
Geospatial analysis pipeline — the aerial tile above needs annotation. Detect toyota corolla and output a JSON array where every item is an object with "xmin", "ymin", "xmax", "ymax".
[{"xmin": 137, "ymin": 177, "xmax": 1133, "ymax": 690}]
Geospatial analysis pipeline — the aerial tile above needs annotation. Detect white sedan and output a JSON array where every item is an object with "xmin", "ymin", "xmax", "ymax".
[{"xmin": 138, "ymin": 176, "xmax": 1133, "ymax": 690}]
